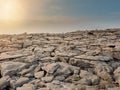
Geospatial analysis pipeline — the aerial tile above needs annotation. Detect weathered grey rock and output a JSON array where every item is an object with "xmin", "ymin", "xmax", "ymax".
[
  {"xmin": 114, "ymin": 67, "xmax": 120, "ymax": 85},
  {"xmin": 0, "ymin": 61, "xmax": 26, "ymax": 76},
  {"xmin": 40, "ymin": 57, "xmax": 59, "ymax": 63},
  {"xmin": 0, "ymin": 76, "xmax": 10, "ymax": 90},
  {"xmin": 0, "ymin": 53, "xmax": 27, "ymax": 61},
  {"xmin": 95, "ymin": 63, "xmax": 113, "ymax": 82},
  {"xmin": 80, "ymin": 70, "xmax": 100, "ymax": 85},
  {"xmin": 114, "ymin": 67, "xmax": 120, "ymax": 75},
  {"xmin": 34, "ymin": 71, "xmax": 45, "ymax": 79},
  {"xmin": 52, "ymin": 80, "xmax": 61, "ymax": 85},
  {"xmin": 73, "ymin": 68, "xmax": 80, "ymax": 75},
  {"xmin": 108, "ymin": 87, "xmax": 120, "ymax": 90},
  {"xmin": 34, "ymin": 63, "xmax": 43, "ymax": 72},
  {"xmin": 69, "ymin": 58, "xmax": 92, "ymax": 69},
  {"xmin": 23, "ymin": 40, "xmax": 32, "ymax": 48},
  {"xmin": 17, "ymin": 84, "xmax": 36, "ymax": 90},
  {"xmin": 41, "ymin": 76, "xmax": 54, "ymax": 83},
  {"xmin": 86, "ymin": 86, "xmax": 98, "ymax": 90},
  {"xmin": 20, "ymin": 65, "xmax": 36, "ymax": 75},
  {"xmin": 24, "ymin": 72, "xmax": 34, "ymax": 78},
  {"xmin": 55, "ymin": 76, "xmax": 66, "ymax": 81},
  {"xmin": 77, "ymin": 78, "xmax": 92, "ymax": 85},
  {"xmin": 0, "ymin": 29, "xmax": 119, "ymax": 89},
  {"xmin": 29, "ymin": 79, "xmax": 46, "ymax": 88},
  {"xmin": 58, "ymin": 57, "xmax": 69, "ymax": 63},
  {"xmin": 42, "ymin": 46, "xmax": 55, "ymax": 52},
  {"xmin": 37, "ymin": 88, "xmax": 48, "ymax": 90},
  {"xmin": 14, "ymin": 77, "xmax": 30, "ymax": 87},
  {"xmin": 63, "ymin": 83, "xmax": 86, "ymax": 90},
  {"xmin": 103, "ymin": 45, "xmax": 120, "ymax": 60},
  {"xmin": 54, "ymin": 49, "xmax": 79, "ymax": 57},
  {"xmin": 75, "ymin": 53, "xmax": 113, "ymax": 61},
  {"xmin": 60, "ymin": 66, "xmax": 73, "ymax": 78},
  {"xmin": 23, "ymin": 55, "xmax": 37, "ymax": 63},
  {"xmin": 42, "ymin": 63, "xmax": 61, "ymax": 74},
  {"xmin": 111, "ymin": 61, "xmax": 120, "ymax": 70}
]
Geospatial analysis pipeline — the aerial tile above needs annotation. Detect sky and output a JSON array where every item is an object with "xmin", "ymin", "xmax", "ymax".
[{"xmin": 0, "ymin": 0, "xmax": 120, "ymax": 34}]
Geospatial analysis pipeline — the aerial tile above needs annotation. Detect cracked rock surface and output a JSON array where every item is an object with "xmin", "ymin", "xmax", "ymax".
[{"xmin": 0, "ymin": 29, "xmax": 120, "ymax": 90}]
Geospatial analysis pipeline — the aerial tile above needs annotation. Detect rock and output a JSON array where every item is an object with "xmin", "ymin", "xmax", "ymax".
[
  {"xmin": 14, "ymin": 77, "xmax": 30, "ymax": 88},
  {"xmin": 69, "ymin": 58, "xmax": 93, "ymax": 69},
  {"xmin": 103, "ymin": 45, "xmax": 120, "ymax": 60},
  {"xmin": 52, "ymin": 80, "xmax": 61, "ymax": 85},
  {"xmin": 0, "ymin": 76, "xmax": 10, "ymax": 90},
  {"xmin": 55, "ymin": 76, "xmax": 66, "ymax": 81},
  {"xmin": 20, "ymin": 65, "xmax": 36, "ymax": 75},
  {"xmin": 95, "ymin": 63, "xmax": 113, "ymax": 82},
  {"xmin": 80, "ymin": 70, "xmax": 100, "ymax": 85},
  {"xmin": 42, "ymin": 63, "xmax": 61, "ymax": 74},
  {"xmin": 17, "ymin": 84, "xmax": 36, "ymax": 90},
  {"xmin": 56, "ymin": 50, "xmax": 78, "ymax": 57},
  {"xmin": 42, "ymin": 46, "xmax": 55, "ymax": 52},
  {"xmin": 63, "ymin": 83, "xmax": 86, "ymax": 90},
  {"xmin": 86, "ymin": 86, "xmax": 98, "ymax": 90},
  {"xmin": 23, "ymin": 55, "xmax": 38, "ymax": 63},
  {"xmin": 0, "ymin": 61, "xmax": 26, "ymax": 76},
  {"xmin": 0, "ymin": 29, "xmax": 119, "ymax": 89},
  {"xmin": 41, "ymin": 76, "xmax": 54, "ymax": 83},
  {"xmin": 73, "ymin": 68, "xmax": 80, "ymax": 75},
  {"xmin": 38, "ymin": 88, "xmax": 48, "ymax": 90},
  {"xmin": 108, "ymin": 87, "xmax": 120, "ymax": 90},
  {"xmin": 79, "ymin": 78, "xmax": 92, "ymax": 85},
  {"xmin": 114, "ymin": 67, "xmax": 120, "ymax": 75},
  {"xmin": 111, "ymin": 61, "xmax": 120, "ymax": 70},
  {"xmin": 34, "ymin": 71, "xmax": 45, "ymax": 79},
  {"xmin": 46, "ymin": 83, "xmax": 61, "ymax": 90},
  {"xmin": 61, "ymin": 66, "xmax": 73, "ymax": 78},
  {"xmin": 29, "ymin": 79, "xmax": 46, "ymax": 88},
  {"xmin": 0, "ymin": 53, "xmax": 27, "ymax": 61},
  {"xmin": 58, "ymin": 57, "xmax": 69, "ymax": 63},
  {"xmin": 75, "ymin": 52, "xmax": 113, "ymax": 61},
  {"xmin": 24, "ymin": 72, "xmax": 34, "ymax": 78},
  {"xmin": 114, "ymin": 67, "xmax": 120, "ymax": 85},
  {"xmin": 23, "ymin": 40, "xmax": 32, "ymax": 48},
  {"xmin": 86, "ymin": 87, "xmax": 97, "ymax": 90},
  {"xmin": 40, "ymin": 57, "xmax": 59, "ymax": 63},
  {"xmin": 34, "ymin": 63, "xmax": 43, "ymax": 72}
]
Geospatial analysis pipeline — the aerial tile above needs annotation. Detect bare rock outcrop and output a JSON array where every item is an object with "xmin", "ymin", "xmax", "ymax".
[{"xmin": 0, "ymin": 29, "xmax": 119, "ymax": 90}]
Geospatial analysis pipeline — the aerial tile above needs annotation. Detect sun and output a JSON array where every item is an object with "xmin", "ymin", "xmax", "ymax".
[{"xmin": 0, "ymin": 0, "xmax": 24, "ymax": 21}]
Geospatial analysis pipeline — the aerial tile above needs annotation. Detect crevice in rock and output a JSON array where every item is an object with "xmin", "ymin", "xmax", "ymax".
[{"xmin": 0, "ymin": 72, "xmax": 2, "ymax": 78}]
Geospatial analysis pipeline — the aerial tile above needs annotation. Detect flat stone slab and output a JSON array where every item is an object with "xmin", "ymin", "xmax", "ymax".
[
  {"xmin": 0, "ymin": 53, "xmax": 30, "ymax": 61},
  {"xmin": 75, "ymin": 55, "xmax": 113, "ymax": 61}
]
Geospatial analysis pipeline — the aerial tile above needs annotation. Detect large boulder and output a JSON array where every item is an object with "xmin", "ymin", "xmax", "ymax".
[{"xmin": 0, "ymin": 61, "xmax": 27, "ymax": 76}]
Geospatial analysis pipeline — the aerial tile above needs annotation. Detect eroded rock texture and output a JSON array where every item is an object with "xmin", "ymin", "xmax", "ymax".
[{"xmin": 0, "ymin": 29, "xmax": 120, "ymax": 90}]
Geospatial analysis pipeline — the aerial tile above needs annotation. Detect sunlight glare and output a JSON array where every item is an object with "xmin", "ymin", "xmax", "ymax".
[{"xmin": 0, "ymin": 0, "xmax": 25, "ymax": 21}]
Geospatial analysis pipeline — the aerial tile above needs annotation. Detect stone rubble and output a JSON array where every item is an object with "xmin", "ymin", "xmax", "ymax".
[{"xmin": 0, "ymin": 29, "xmax": 120, "ymax": 90}]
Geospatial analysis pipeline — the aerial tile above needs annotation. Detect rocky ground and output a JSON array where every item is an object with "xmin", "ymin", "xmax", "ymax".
[{"xmin": 0, "ymin": 29, "xmax": 120, "ymax": 90}]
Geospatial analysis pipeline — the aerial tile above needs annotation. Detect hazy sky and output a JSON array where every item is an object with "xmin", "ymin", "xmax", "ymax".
[{"xmin": 0, "ymin": 0, "xmax": 120, "ymax": 33}]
